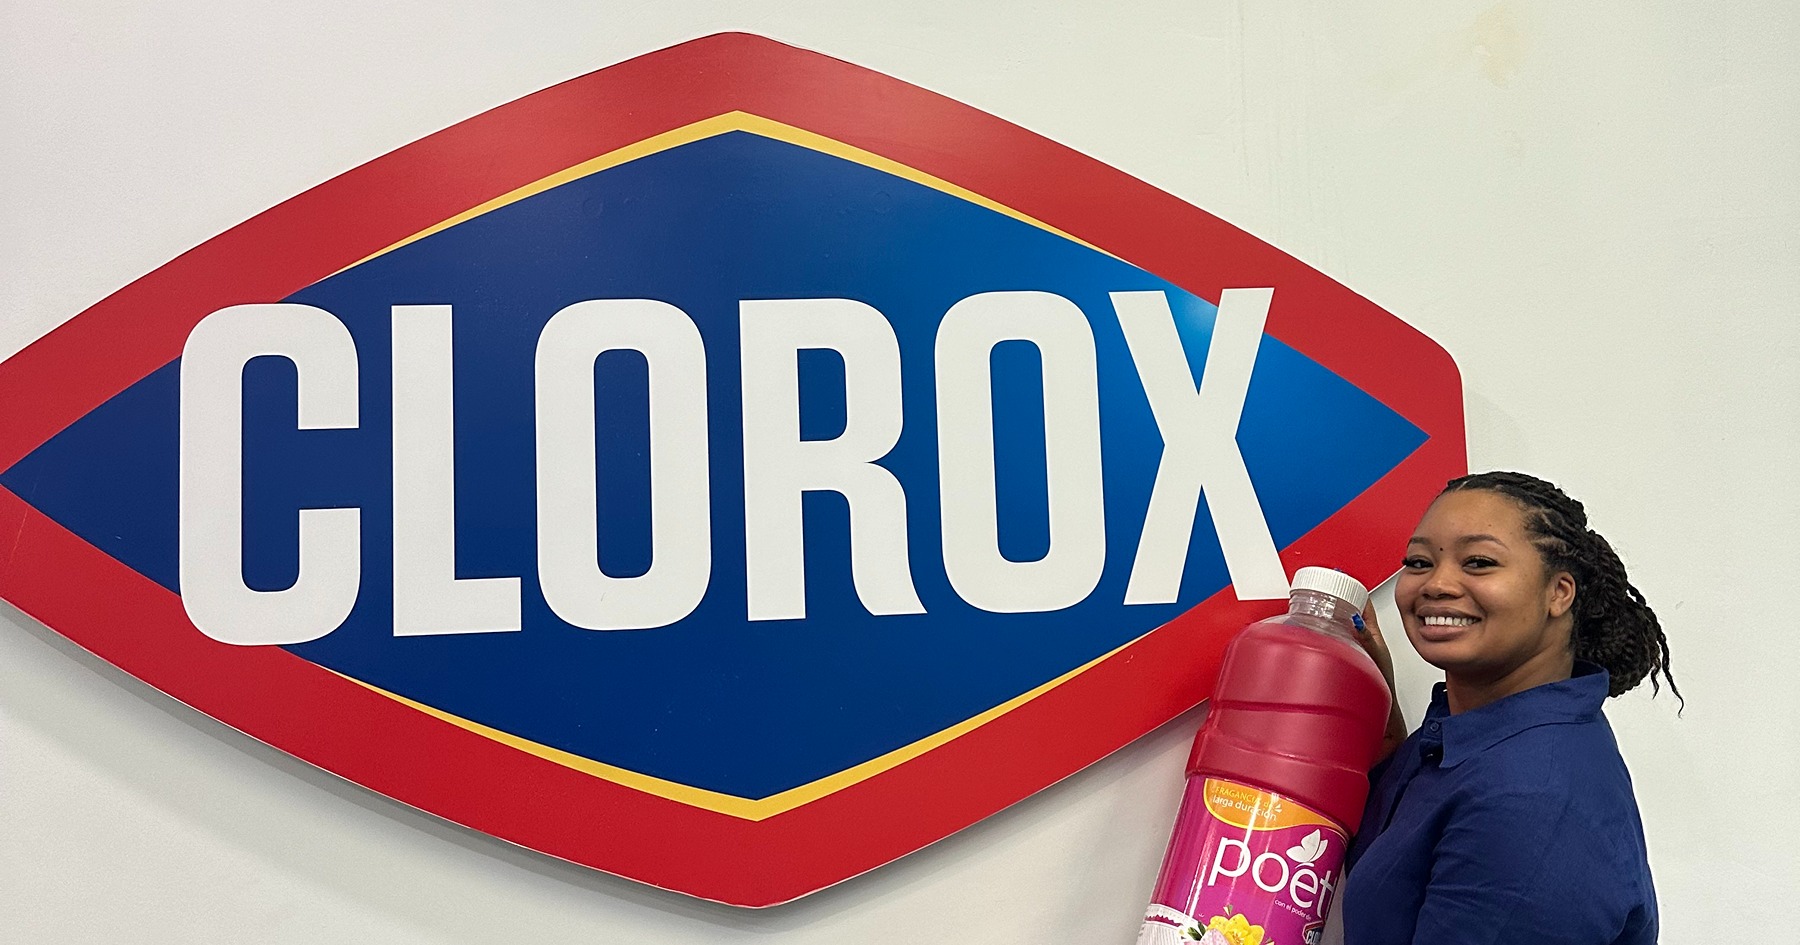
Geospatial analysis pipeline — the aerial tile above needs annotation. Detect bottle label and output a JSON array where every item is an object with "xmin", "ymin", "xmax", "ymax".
[{"xmin": 1138, "ymin": 777, "xmax": 1347, "ymax": 945}]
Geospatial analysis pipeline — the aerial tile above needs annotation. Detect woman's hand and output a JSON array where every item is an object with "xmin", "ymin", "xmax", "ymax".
[{"xmin": 1357, "ymin": 602, "xmax": 1409, "ymax": 762}]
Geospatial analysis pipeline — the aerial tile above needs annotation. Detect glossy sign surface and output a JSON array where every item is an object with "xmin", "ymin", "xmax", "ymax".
[{"xmin": 0, "ymin": 33, "xmax": 1464, "ymax": 905}]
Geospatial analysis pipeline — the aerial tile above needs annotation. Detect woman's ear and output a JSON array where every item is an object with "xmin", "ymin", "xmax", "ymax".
[{"xmin": 1547, "ymin": 571, "xmax": 1576, "ymax": 619}]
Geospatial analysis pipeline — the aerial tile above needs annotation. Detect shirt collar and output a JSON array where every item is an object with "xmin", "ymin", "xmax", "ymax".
[{"xmin": 1422, "ymin": 661, "xmax": 1611, "ymax": 768}]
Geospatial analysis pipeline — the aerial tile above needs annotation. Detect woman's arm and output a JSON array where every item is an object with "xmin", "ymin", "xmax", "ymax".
[{"xmin": 1356, "ymin": 603, "xmax": 1408, "ymax": 762}]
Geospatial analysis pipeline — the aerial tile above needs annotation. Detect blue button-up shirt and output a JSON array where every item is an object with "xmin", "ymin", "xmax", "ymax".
[{"xmin": 1342, "ymin": 663, "xmax": 1657, "ymax": 944}]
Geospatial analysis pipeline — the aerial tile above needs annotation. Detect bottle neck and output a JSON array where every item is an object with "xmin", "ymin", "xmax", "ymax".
[{"xmin": 1287, "ymin": 589, "xmax": 1359, "ymax": 630}]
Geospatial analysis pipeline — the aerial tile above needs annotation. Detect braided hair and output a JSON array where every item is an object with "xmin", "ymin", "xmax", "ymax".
[{"xmin": 1441, "ymin": 471, "xmax": 1682, "ymax": 706}]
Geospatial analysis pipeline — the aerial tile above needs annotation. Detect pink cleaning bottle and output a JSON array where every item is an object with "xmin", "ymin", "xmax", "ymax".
[{"xmin": 1137, "ymin": 568, "xmax": 1391, "ymax": 945}]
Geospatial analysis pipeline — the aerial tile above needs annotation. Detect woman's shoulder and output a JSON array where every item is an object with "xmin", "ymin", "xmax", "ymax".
[
  {"xmin": 1452, "ymin": 711, "xmax": 1633, "ymax": 792},
  {"xmin": 1435, "ymin": 673, "xmax": 1631, "ymax": 779},
  {"xmin": 1444, "ymin": 713, "xmax": 1648, "ymax": 854}
]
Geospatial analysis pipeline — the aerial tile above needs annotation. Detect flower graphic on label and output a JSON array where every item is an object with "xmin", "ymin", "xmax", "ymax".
[
  {"xmin": 1202, "ymin": 911, "xmax": 1266, "ymax": 945},
  {"xmin": 1286, "ymin": 828, "xmax": 1328, "ymax": 865}
]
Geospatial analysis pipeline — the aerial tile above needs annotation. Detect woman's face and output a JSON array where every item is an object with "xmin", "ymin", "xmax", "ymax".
[{"xmin": 1396, "ymin": 489, "xmax": 1576, "ymax": 688}]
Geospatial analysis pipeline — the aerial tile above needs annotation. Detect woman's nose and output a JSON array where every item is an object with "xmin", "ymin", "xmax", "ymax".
[{"xmin": 1420, "ymin": 565, "xmax": 1461, "ymax": 598}]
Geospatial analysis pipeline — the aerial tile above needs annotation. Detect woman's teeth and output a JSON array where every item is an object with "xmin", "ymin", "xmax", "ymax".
[{"xmin": 1422, "ymin": 615, "xmax": 1476, "ymax": 627}]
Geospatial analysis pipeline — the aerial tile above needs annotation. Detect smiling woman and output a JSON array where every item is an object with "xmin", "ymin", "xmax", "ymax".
[{"xmin": 1340, "ymin": 471, "xmax": 1680, "ymax": 945}]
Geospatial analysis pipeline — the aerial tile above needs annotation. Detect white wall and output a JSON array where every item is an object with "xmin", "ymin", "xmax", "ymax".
[{"xmin": 3, "ymin": 1, "xmax": 1794, "ymax": 941}]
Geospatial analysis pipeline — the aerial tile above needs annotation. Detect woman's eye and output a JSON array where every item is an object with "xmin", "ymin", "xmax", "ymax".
[
  {"xmin": 1463, "ymin": 557, "xmax": 1497, "ymax": 569},
  {"xmin": 1401, "ymin": 556, "xmax": 1431, "ymax": 570}
]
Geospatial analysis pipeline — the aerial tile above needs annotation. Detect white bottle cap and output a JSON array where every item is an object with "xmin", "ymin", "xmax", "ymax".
[{"xmin": 1290, "ymin": 567, "xmax": 1369, "ymax": 611}]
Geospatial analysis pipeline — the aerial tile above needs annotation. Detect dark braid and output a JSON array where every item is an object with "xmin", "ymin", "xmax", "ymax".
[{"xmin": 1441, "ymin": 471, "xmax": 1682, "ymax": 707}]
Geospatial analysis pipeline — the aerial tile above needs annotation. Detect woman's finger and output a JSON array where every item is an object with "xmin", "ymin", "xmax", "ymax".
[{"xmin": 1358, "ymin": 601, "xmax": 1384, "ymax": 640}]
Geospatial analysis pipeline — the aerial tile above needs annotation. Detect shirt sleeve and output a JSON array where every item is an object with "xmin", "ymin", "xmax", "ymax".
[
  {"xmin": 1409, "ymin": 787, "xmax": 1642, "ymax": 945},
  {"xmin": 1347, "ymin": 752, "xmax": 1403, "ymax": 872}
]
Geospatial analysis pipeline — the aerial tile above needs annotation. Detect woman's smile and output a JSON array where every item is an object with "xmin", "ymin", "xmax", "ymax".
[{"xmin": 1414, "ymin": 612, "xmax": 1479, "ymax": 641}]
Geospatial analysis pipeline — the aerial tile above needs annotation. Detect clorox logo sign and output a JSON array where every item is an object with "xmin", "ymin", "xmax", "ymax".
[{"xmin": 0, "ymin": 34, "xmax": 1463, "ymax": 905}]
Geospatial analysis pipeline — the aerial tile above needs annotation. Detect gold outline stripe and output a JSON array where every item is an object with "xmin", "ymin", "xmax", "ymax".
[
  {"xmin": 334, "ymin": 634, "xmax": 1139, "ymax": 821},
  {"xmin": 346, "ymin": 109, "xmax": 1105, "ymax": 269}
]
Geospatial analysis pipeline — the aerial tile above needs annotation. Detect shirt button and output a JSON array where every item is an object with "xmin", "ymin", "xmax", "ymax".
[{"xmin": 1427, "ymin": 721, "xmax": 1442, "ymax": 734}]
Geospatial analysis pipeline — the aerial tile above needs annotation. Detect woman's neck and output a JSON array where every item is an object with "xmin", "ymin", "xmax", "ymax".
[{"xmin": 1445, "ymin": 648, "xmax": 1576, "ymax": 715}]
